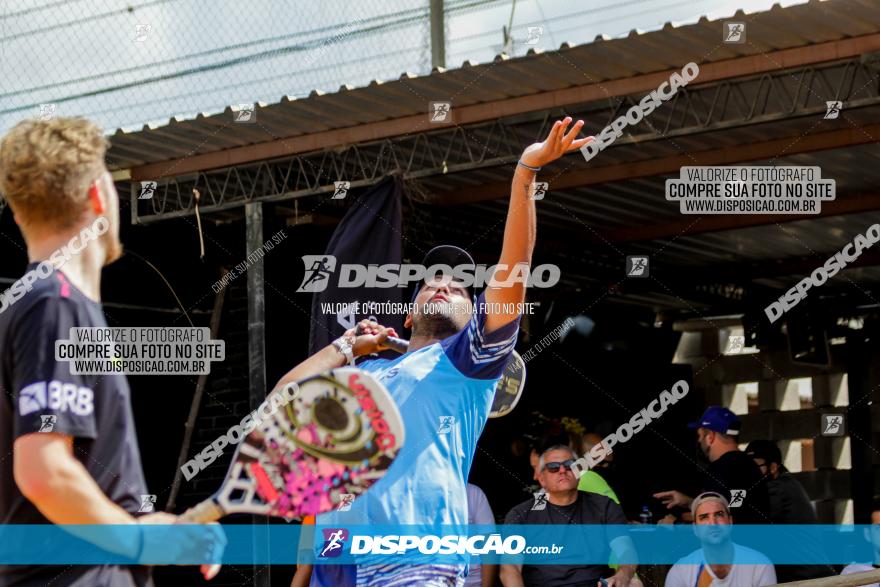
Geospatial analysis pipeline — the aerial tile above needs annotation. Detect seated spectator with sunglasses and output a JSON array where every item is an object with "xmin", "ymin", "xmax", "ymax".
[{"xmin": 500, "ymin": 445, "xmax": 637, "ymax": 587}]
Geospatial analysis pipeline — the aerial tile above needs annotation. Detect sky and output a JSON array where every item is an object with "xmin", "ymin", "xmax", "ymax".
[{"xmin": 0, "ymin": 0, "xmax": 807, "ymax": 135}]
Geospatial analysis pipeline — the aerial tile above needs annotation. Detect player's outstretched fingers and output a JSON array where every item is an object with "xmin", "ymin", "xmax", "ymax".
[
  {"xmin": 556, "ymin": 116, "xmax": 573, "ymax": 140},
  {"xmin": 562, "ymin": 119, "xmax": 585, "ymax": 146},
  {"xmin": 571, "ymin": 135, "xmax": 595, "ymax": 151},
  {"xmin": 546, "ymin": 119, "xmax": 564, "ymax": 144}
]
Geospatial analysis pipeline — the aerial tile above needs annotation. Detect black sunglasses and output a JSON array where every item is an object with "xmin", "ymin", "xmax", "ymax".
[{"xmin": 543, "ymin": 459, "xmax": 576, "ymax": 473}]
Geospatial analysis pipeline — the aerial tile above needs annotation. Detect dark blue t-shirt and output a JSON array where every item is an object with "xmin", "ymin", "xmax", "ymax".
[
  {"xmin": 0, "ymin": 266, "xmax": 151, "ymax": 586},
  {"xmin": 504, "ymin": 491, "xmax": 627, "ymax": 587}
]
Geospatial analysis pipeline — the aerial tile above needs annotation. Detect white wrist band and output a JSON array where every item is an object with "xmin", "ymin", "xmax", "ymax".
[{"xmin": 332, "ymin": 335, "xmax": 356, "ymax": 366}]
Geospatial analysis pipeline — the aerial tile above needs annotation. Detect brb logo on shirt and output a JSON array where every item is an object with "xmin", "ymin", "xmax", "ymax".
[
  {"xmin": 319, "ymin": 528, "xmax": 349, "ymax": 558},
  {"xmin": 18, "ymin": 380, "xmax": 94, "ymax": 417}
]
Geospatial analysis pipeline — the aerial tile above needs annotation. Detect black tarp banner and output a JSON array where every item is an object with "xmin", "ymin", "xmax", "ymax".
[{"xmin": 306, "ymin": 176, "xmax": 405, "ymax": 357}]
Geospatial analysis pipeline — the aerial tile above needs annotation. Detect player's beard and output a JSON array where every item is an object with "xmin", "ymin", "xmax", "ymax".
[
  {"xmin": 696, "ymin": 442, "xmax": 710, "ymax": 463},
  {"xmin": 412, "ymin": 301, "xmax": 466, "ymax": 339}
]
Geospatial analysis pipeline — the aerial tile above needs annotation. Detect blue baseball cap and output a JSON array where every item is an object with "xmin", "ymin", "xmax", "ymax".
[{"xmin": 687, "ymin": 406, "xmax": 741, "ymax": 436}]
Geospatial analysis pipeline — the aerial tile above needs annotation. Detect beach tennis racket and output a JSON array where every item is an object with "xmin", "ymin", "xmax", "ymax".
[
  {"xmin": 365, "ymin": 329, "xmax": 526, "ymax": 418},
  {"xmin": 488, "ymin": 350, "xmax": 526, "ymax": 418},
  {"xmin": 179, "ymin": 368, "xmax": 404, "ymax": 522}
]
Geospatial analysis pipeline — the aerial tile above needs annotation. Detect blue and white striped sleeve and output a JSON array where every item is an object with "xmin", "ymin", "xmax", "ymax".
[{"xmin": 440, "ymin": 292, "xmax": 520, "ymax": 380}]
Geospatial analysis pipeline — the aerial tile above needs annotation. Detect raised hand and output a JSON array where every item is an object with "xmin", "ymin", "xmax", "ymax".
[
  {"xmin": 346, "ymin": 319, "xmax": 399, "ymax": 357},
  {"xmin": 520, "ymin": 117, "xmax": 593, "ymax": 168}
]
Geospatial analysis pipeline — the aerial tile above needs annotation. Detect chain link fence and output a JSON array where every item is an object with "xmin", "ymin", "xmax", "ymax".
[
  {"xmin": 0, "ymin": 0, "xmax": 509, "ymax": 135},
  {"xmin": 1, "ymin": 0, "xmax": 750, "ymax": 138}
]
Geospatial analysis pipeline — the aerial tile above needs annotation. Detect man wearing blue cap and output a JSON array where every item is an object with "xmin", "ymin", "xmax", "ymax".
[
  {"xmin": 654, "ymin": 406, "xmax": 771, "ymax": 525},
  {"xmin": 279, "ymin": 118, "xmax": 593, "ymax": 586}
]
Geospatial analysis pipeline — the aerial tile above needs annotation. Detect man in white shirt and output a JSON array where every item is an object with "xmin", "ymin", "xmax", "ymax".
[
  {"xmin": 665, "ymin": 492, "xmax": 776, "ymax": 587},
  {"xmin": 841, "ymin": 500, "xmax": 880, "ymax": 587},
  {"xmin": 464, "ymin": 483, "xmax": 497, "ymax": 587}
]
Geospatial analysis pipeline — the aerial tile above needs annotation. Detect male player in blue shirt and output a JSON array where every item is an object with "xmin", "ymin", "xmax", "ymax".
[{"xmin": 279, "ymin": 117, "xmax": 592, "ymax": 587}]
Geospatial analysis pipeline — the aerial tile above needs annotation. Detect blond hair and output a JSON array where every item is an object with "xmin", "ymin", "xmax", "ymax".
[{"xmin": 0, "ymin": 117, "xmax": 108, "ymax": 229}]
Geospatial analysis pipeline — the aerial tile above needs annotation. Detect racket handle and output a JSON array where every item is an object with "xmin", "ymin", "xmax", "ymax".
[
  {"xmin": 179, "ymin": 499, "xmax": 224, "ymax": 523},
  {"xmin": 383, "ymin": 336, "xmax": 409, "ymax": 354}
]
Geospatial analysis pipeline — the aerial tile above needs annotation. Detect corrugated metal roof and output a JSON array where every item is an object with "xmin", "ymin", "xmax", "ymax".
[{"xmin": 107, "ymin": 0, "xmax": 880, "ymax": 170}]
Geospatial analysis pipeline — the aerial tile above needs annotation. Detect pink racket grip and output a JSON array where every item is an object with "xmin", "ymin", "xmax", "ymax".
[{"xmin": 355, "ymin": 325, "xmax": 409, "ymax": 354}]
